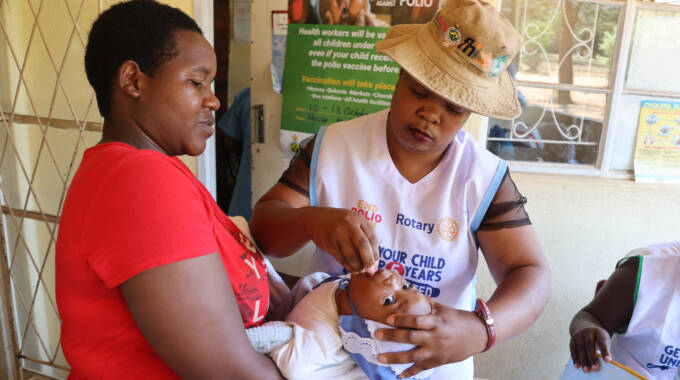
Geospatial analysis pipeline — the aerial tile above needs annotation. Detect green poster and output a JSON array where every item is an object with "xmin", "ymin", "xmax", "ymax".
[{"xmin": 280, "ymin": 24, "xmax": 400, "ymax": 157}]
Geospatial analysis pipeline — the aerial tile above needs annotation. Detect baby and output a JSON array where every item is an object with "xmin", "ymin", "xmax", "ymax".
[{"xmin": 269, "ymin": 269, "xmax": 435, "ymax": 380}]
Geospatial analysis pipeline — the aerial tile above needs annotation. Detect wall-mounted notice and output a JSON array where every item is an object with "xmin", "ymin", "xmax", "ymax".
[
  {"xmin": 634, "ymin": 100, "xmax": 680, "ymax": 183},
  {"xmin": 233, "ymin": 0, "xmax": 250, "ymax": 43},
  {"xmin": 271, "ymin": 11, "xmax": 288, "ymax": 94},
  {"xmin": 279, "ymin": 0, "xmax": 444, "ymax": 158},
  {"xmin": 280, "ymin": 24, "xmax": 399, "ymax": 157}
]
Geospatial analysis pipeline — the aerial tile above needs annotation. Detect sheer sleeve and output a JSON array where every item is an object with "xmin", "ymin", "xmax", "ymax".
[
  {"xmin": 478, "ymin": 168, "xmax": 532, "ymax": 230},
  {"xmin": 278, "ymin": 135, "xmax": 315, "ymax": 198}
]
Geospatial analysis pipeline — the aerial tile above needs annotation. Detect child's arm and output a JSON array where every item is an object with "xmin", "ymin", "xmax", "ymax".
[
  {"xmin": 569, "ymin": 309, "xmax": 612, "ymax": 372},
  {"xmin": 569, "ymin": 256, "xmax": 639, "ymax": 372}
]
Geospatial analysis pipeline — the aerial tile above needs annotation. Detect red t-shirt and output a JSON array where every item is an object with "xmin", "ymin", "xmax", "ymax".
[{"xmin": 56, "ymin": 143, "xmax": 269, "ymax": 379}]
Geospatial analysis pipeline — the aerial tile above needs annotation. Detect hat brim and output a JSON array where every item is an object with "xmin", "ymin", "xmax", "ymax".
[{"xmin": 376, "ymin": 24, "xmax": 521, "ymax": 120}]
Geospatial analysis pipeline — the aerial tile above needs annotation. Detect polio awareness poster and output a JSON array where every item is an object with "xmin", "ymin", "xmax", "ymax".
[
  {"xmin": 279, "ymin": 0, "xmax": 445, "ymax": 158},
  {"xmin": 633, "ymin": 100, "xmax": 680, "ymax": 184}
]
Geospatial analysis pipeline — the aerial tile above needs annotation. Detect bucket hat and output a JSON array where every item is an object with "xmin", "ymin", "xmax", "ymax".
[{"xmin": 376, "ymin": 0, "xmax": 522, "ymax": 119}]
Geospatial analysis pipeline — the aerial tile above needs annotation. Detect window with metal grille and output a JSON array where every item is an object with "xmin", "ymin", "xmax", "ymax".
[
  {"xmin": 0, "ymin": 1, "xmax": 109, "ymax": 378},
  {"xmin": 485, "ymin": 0, "xmax": 680, "ymax": 178},
  {"xmin": 1, "ymin": 1, "xmax": 211, "ymax": 378}
]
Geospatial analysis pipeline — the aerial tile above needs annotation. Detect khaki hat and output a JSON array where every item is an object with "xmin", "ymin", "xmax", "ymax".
[{"xmin": 376, "ymin": 0, "xmax": 522, "ymax": 120}]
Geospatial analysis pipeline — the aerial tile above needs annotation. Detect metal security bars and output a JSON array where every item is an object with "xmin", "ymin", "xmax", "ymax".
[
  {"xmin": 0, "ymin": 0, "xmax": 106, "ymax": 378},
  {"xmin": 486, "ymin": 0, "xmax": 680, "ymax": 177},
  {"xmin": 487, "ymin": 0, "xmax": 623, "ymax": 169}
]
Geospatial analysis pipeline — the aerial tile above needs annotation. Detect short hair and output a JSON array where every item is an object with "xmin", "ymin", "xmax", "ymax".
[{"xmin": 84, "ymin": 0, "xmax": 202, "ymax": 118}]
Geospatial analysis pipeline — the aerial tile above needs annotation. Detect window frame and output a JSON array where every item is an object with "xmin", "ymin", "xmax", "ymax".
[{"xmin": 483, "ymin": 0, "xmax": 680, "ymax": 178}]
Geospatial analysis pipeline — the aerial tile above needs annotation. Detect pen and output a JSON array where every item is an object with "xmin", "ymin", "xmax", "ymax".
[{"xmin": 596, "ymin": 353, "xmax": 647, "ymax": 380}]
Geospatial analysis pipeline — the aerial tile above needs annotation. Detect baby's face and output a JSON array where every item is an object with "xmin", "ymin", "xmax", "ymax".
[{"xmin": 349, "ymin": 269, "xmax": 432, "ymax": 323}]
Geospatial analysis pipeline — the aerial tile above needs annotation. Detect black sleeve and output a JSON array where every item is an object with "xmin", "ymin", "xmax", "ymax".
[
  {"xmin": 478, "ymin": 168, "xmax": 532, "ymax": 230},
  {"xmin": 277, "ymin": 135, "xmax": 315, "ymax": 198}
]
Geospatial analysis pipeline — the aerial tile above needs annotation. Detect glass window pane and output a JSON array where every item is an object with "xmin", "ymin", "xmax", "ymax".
[
  {"xmin": 625, "ymin": 7, "xmax": 680, "ymax": 93},
  {"xmin": 610, "ymin": 94, "xmax": 680, "ymax": 171},
  {"xmin": 487, "ymin": 87, "xmax": 605, "ymax": 164},
  {"xmin": 499, "ymin": 0, "xmax": 621, "ymax": 88}
]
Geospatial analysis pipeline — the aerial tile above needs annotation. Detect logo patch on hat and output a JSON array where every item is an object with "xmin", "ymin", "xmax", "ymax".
[
  {"xmin": 489, "ymin": 55, "xmax": 509, "ymax": 77},
  {"xmin": 443, "ymin": 25, "xmax": 461, "ymax": 47},
  {"xmin": 432, "ymin": 11, "xmax": 513, "ymax": 78}
]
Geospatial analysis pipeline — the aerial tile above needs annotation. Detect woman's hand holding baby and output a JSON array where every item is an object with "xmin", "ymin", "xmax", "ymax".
[{"xmin": 374, "ymin": 302, "xmax": 488, "ymax": 378}]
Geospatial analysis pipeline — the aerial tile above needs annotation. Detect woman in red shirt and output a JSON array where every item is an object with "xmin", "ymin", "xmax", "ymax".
[{"xmin": 55, "ymin": 1, "xmax": 283, "ymax": 378}]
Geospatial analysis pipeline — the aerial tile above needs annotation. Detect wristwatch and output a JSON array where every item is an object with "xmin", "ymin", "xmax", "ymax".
[{"xmin": 474, "ymin": 298, "xmax": 496, "ymax": 352}]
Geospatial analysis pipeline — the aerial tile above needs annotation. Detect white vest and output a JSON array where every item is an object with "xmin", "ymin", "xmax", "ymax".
[
  {"xmin": 611, "ymin": 241, "xmax": 680, "ymax": 380},
  {"xmin": 305, "ymin": 109, "xmax": 506, "ymax": 379}
]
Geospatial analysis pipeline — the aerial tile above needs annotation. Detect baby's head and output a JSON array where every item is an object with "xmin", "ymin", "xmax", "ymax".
[
  {"xmin": 347, "ymin": 269, "xmax": 431, "ymax": 323},
  {"xmin": 338, "ymin": 269, "xmax": 436, "ymax": 378}
]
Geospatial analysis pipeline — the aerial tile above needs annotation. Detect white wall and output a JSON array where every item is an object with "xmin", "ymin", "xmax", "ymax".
[
  {"xmin": 248, "ymin": 1, "xmax": 680, "ymax": 379},
  {"xmin": 474, "ymin": 174, "xmax": 679, "ymax": 379}
]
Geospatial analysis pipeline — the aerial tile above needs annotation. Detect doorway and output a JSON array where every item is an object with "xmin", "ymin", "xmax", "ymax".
[{"xmin": 213, "ymin": 0, "xmax": 251, "ymax": 220}]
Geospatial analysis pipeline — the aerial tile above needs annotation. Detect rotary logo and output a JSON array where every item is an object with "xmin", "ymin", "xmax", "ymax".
[{"xmin": 436, "ymin": 217, "xmax": 459, "ymax": 242}]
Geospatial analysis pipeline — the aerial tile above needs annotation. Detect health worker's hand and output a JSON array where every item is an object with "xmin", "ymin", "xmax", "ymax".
[
  {"xmin": 569, "ymin": 326, "xmax": 612, "ymax": 372},
  {"xmin": 374, "ymin": 301, "xmax": 487, "ymax": 378},
  {"xmin": 308, "ymin": 207, "xmax": 379, "ymax": 274}
]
